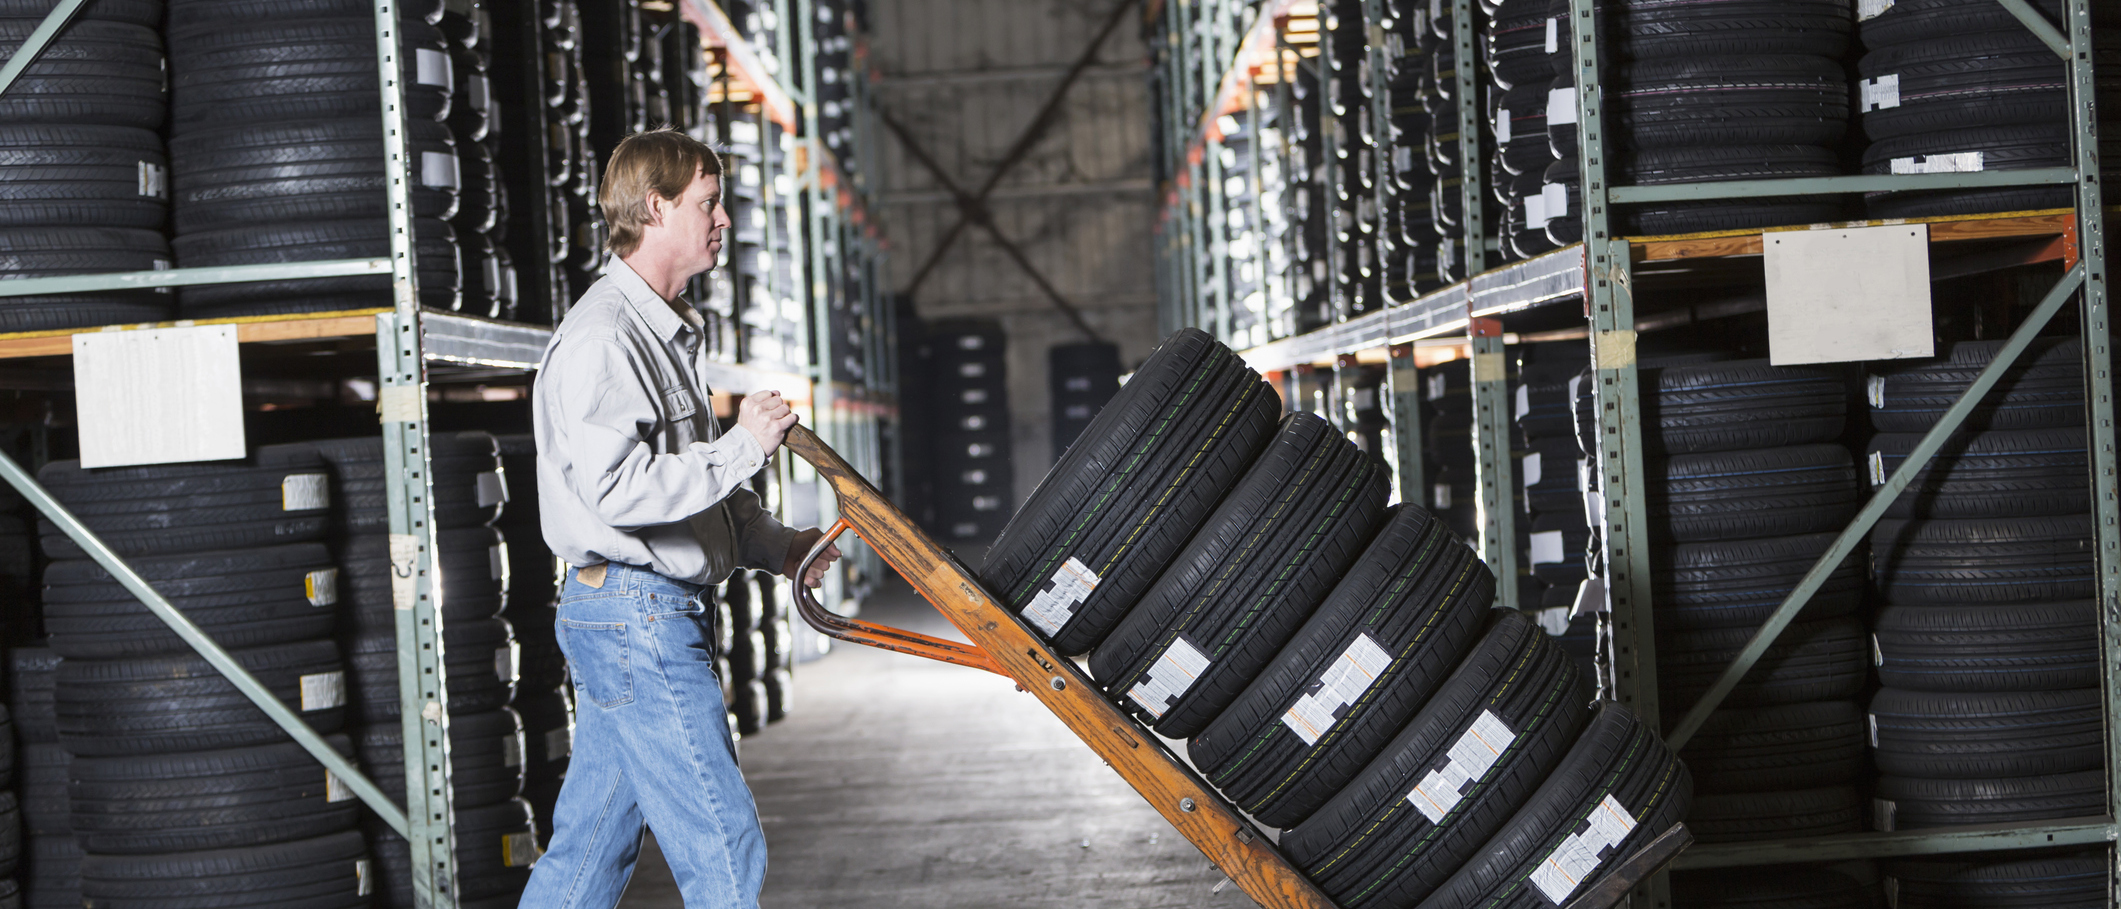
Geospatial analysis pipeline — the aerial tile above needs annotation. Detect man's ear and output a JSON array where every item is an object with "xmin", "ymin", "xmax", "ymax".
[{"xmin": 642, "ymin": 190, "xmax": 668, "ymax": 229}]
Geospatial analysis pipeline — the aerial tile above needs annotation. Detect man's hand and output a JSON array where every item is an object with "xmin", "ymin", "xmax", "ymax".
[
  {"xmin": 784, "ymin": 527, "xmax": 842, "ymax": 589},
  {"xmin": 737, "ymin": 389, "xmax": 799, "ymax": 459}
]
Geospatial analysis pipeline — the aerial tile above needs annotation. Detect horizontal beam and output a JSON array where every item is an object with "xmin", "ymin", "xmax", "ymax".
[
  {"xmin": 0, "ymin": 259, "xmax": 391, "ymax": 298},
  {"xmin": 1674, "ymin": 817, "xmax": 2114, "ymax": 869},
  {"xmin": 1608, "ymin": 168, "xmax": 2078, "ymax": 204}
]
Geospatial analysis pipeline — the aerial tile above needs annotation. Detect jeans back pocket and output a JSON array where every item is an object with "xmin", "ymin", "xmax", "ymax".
[{"xmin": 559, "ymin": 619, "xmax": 633, "ymax": 708}]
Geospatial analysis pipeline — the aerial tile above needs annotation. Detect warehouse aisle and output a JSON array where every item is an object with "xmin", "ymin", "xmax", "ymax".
[{"xmin": 616, "ymin": 572, "xmax": 1257, "ymax": 908}]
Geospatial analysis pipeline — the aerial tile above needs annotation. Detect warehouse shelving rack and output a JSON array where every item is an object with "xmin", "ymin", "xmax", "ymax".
[
  {"xmin": 1152, "ymin": 0, "xmax": 2120, "ymax": 901},
  {"xmin": 0, "ymin": 0, "xmax": 892, "ymax": 902}
]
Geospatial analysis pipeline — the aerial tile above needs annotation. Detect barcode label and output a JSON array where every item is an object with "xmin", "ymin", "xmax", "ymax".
[
  {"xmin": 1860, "ymin": 74, "xmax": 1901, "ymax": 111},
  {"xmin": 415, "ymin": 47, "xmax": 452, "ymax": 87},
  {"xmin": 1528, "ymin": 794, "xmax": 1638, "ymax": 903},
  {"xmin": 1857, "ymin": 0, "xmax": 1894, "ymax": 20},
  {"xmin": 1408, "ymin": 710, "xmax": 1517, "ymax": 823},
  {"xmin": 1128, "ymin": 637, "xmax": 1211, "ymax": 720},
  {"xmin": 300, "ymin": 671, "xmax": 346, "ymax": 711},
  {"xmin": 356, "ymin": 858, "xmax": 373, "ymax": 896},
  {"xmin": 1281, "ymin": 634, "xmax": 1394, "ymax": 745},
  {"xmin": 1868, "ymin": 450, "xmax": 1887, "ymax": 486},
  {"xmin": 137, "ymin": 161, "xmax": 166, "ymax": 198},
  {"xmin": 282, "ymin": 473, "xmax": 329, "ymax": 511},
  {"xmin": 1547, "ymin": 86, "xmax": 1579, "ymax": 126},
  {"xmin": 1867, "ymin": 375, "xmax": 1887, "ymax": 409},
  {"xmin": 1021, "ymin": 558, "xmax": 1099, "ymax": 636},
  {"xmin": 326, "ymin": 770, "xmax": 354, "ymax": 803},
  {"xmin": 502, "ymin": 831, "xmax": 541, "ymax": 868},
  {"xmin": 1891, "ymin": 152, "xmax": 1983, "ymax": 175},
  {"xmin": 305, "ymin": 568, "xmax": 338, "ymax": 607}
]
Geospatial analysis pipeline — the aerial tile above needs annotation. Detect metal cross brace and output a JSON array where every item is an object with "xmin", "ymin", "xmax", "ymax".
[{"xmin": 0, "ymin": 0, "xmax": 86, "ymax": 99}]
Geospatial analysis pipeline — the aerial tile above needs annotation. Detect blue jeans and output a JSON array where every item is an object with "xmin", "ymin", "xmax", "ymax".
[{"xmin": 517, "ymin": 564, "xmax": 766, "ymax": 909}]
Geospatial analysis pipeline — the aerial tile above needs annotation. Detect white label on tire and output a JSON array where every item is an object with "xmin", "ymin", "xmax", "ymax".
[
  {"xmin": 491, "ymin": 543, "xmax": 508, "ymax": 582},
  {"xmin": 1409, "ymin": 709, "xmax": 1516, "ymax": 823},
  {"xmin": 1884, "ymin": 876, "xmax": 1900, "ymax": 909},
  {"xmin": 1547, "ymin": 86, "xmax": 1578, "ymax": 126},
  {"xmin": 282, "ymin": 473, "xmax": 329, "ymax": 511},
  {"xmin": 415, "ymin": 47, "xmax": 452, "ymax": 88},
  {"xmin": 1867, "ymin": 375, "xmax": 1887, "ymax": 409},
  {"xmin": 1524, "ymin": 191, "xmax": 1547, "ymax": 231},
  {"xmin": 467, "ymin": 73, "xmax": 490, "ymax": 112},
  {"xmin": 496, "ymin": 642, "xmax": 518, "ymax": 682},
  {"xmin": 1529, "ymin": 793, "xmax": 1638, "ymax": 903},
  {"xmin": 1544, "ymin": 17, "xmax": 1558, "ymax": 53},
  {"xmin": 1860, "ymin": 74, "xmax": 1901, "ymax": 111},
  {"xmin": 1514, "ymin": 383, "xmax": 1531, "ymax": 420},
  {"xmin": 1431, "ymin": 483, "xmax": 1452, "ymax": 510},
  {"xmin": 1869, "ymin": 713, "xmax": 1881, "ymax": 747},
  {"xmin": 355, "ymin": 858, "xmax": 373, "ymax": 896},
  {"xmin": 1857, "ymin": 0, "xmax": 1894, "ymax": 20},
  {"xmin": 1427, "ymin": 372, "xmax": 1448, "ymax": 401},
  {"xmin": 1129, "ymin": 637, "xmax": 1211, "ymax": 719},
  {"xmin": 476, "ymin": 470, "xmax": 508, "ymax": 507},
  {"xmin": 1891, "ymin": 152, "xmax": 1983, "ymax": 175},
  {"xmin": 137, "ymin": 161, "xmax": 166, "ymax": 198},
  {"xmin": 1530, "ymin": 530, "xmax": 1567, "ymax": 566},
  {"xmin": 421, "ymin": 151, "xmax": 460, "ymax": 190},
  {"xmin": 545, "ymin": 726, "xmax": 572, "ymax": 761},
  {"xmin": 1542, "ymin": 182, "xmax": 1568, "ymax": 225},
  {"xmin": 305, "ymin": 568, "xmax": 339, "ymax": 607},
  {"xmin": 502, "ymin": 734, "xmax": 522, "ymax": 768},
  {"xmin": 1494, "ymin": 108, "xmax": 1512, "ymax": 144},
  {"xmin": 502, "ymin": 831, "xmax": 541, "ymax": 868},
  {"xmin": 326, "ymin": 770, "xmax": 354, "ymax": 802},
  {"xmin": 1521, "ymin": 451, "xmax": 1543, "ymax": 487},
  {"xmin": 1872, "ymin": 633, "xmax": 1886, "ymax": 667},
  {"xmin": 1873, "ymin": 797, "xmax": 1897, "ymax": 831},
  {"xmin": 1021, "ymin": 557, "xmax": 1100, "ymax": 636},
  {"xmin": 1281, "ymin": 633, "xmax": 1393, "ymax": 745},
  {"xmin": 1868, "ymin": 450, "xmax": 1888, "ymax": 486},
  {"xmin": 300, "ymin": 671, "xmax": 346, "ymax": 711}
]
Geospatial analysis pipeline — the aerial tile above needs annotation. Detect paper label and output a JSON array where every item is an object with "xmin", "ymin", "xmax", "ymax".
[
  {"xmin": 1860, "ymin": 74, "xmax": 1901, "ymax": 111},
  {"xmin": 300, "ymin": 671, "xmax": 346, "ymax": 711},
  {"xmin": 1867, "ymin": 375, "xmax": 1887, "ymax": 409},
  {"xmin": 1544, "ymin": 17, "xmax": 1559, "ymax": 53},
  {"xmin": 356, "ymin": 858, "xmax": 373, "ymax": 896},
  {"xmin": 1891, "ymin": 152, "xmax": 1983, "ymax": 175},
  {"xmin": 1521, "ymin": 451, "xmax": 1543, "ymax": 488},
  {"xmin": 1541, "ymin": 182, "xmax": 1568, "ymax": 224},
  {"xmin": 1514, "ymin": 384, "xmax": 1531, "ymax": 420},
  {"xmin": 326, "ymin": 770, "xmax": 354, "ymax": 802},
  {"xmin": 415, "ymin": 47, "xmax": 452, "ymax": 88},
  {"xmin": 421, "ymin": 151, "xmax": 460, "ymax": 190},
  {"xmin": 467, "ymin": 73, "xmax": 490, "ymax": 112},
  {"xmin": 1280, "ymin": 633, "xmax": 1394, "ymax": 745},
  {"xmin": 1872, "ymin": 633, "xmax": 1885, "ymax": 667},
  {"xmin": 1409, "ymin": 710, "xmax": 1517, "ymax": 823},
  {"xmin": 1547, "ymin": 86, "xmax": 1579, "ymax": 126},
  {"xmin": 1868, "ymin": 450, "xmax": 1887, "ymax": 486},
  {"xmin": 1525, "ymin": 192, "xmax": 1548, "ymax": 230},
  {"xmin": 1529, "ymin": 534, "xmax": 1571, "ymax": 573},
  {"xmin": 1432, "ymin": 483, "xmax": 1452, "ymax": 510},
  {"xmin": 1873, "ymin": 797, "xmax": 1897, "ymax": 831},
  {"xmin": 305, "ymin": 568, "xmax": 339, "ymax": 607},
  {"xmin": 490, "ymin": 543, "xmax": 507, "ymax": 581},
  {"xmin": 545, "ymin": 726, "xmax": 572, "ymax": 761},
  {"xmin": 1128, "ymin": 637, "xmax": 1211, "ymax": 719},
  {"xmin": 1021, "ymin": 557, "xmax": 1100, "ymax": 636},
  {"xmin": 1494, "ymin": 109, "xmax": 1512, "ymax": 144},
  {"xmin": 1869, "ymin": 713, "xmax": 1880, "ymax": 747},
  {"xmin": 502, "ymin": 831, "xmax": 541, "ymax": 868},
  {"xmin": 476, "ymin": 470, "xmax": 508, "ymax": 507},
  {"xmin": 496, "ymin": 642, "xmax": 518, "ymax": 682},
  {"xmin": 1529, "ymin": 794, "xmax": 1639, "ymax": 903},
  {"xmin": 1537, "ymin": 607, "xmax": 1571, "ymax": 635},
  {"xmin": 1427, "ymin": 372, "xmax": 1448, "ymax": 401},
  {"xmin": 137, "ymin": 161, "xmax": 166, "ymax": 198},
  {"xmin": 502, "ymin": 734, "xmax": 522, "ymax": 768},
  {"xmin": 1884, "ymin": 877, "xmax": 1900, "ymax": 909},
  {"xmin": 1857, "ymin": 0, "xmax": 1894, "ymax": 20},
  {"xmin": 282, "ymin": 473, "xmax": 329, "ymax": 511},
  {"xmin": 389, "ymin": 533, "xmax": 419, "ymax": 610}
]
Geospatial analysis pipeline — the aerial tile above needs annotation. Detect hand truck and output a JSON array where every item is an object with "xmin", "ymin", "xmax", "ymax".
[{"xmin": 783, "ymin": 425, "xmax": 1690, "ymax": 909}]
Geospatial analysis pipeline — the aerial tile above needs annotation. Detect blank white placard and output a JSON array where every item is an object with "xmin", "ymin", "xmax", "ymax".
[
  {"xmin": 1764, "ymin": 224, "xmax": 1934, "ymax": 366},
  {"xmin": 73, "ymin": 325, "xmax": 246, "ymax": 468}
]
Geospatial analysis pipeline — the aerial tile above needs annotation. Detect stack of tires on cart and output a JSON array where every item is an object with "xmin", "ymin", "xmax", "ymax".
[{"xmin": 984, "ymin": 328, "xmax": 1691, "ymax": 908}]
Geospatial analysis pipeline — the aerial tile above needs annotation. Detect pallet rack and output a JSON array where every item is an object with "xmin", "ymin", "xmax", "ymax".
[
  {"xmin": 0, "ymin": 0, "xmax": 893, "ymax": 903},
  {"xmin": 1152, "ymin": 0, "xmax": 2118, "ymax": 902}
]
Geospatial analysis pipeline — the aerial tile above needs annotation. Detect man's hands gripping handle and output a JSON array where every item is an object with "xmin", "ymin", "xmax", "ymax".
[{"xmin": 737, "ymin": 389, "xmax": 799, "ymax": 459}]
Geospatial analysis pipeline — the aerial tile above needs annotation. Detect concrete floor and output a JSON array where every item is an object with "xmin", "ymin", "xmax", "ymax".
[{"xmin": 613, "ymin": 574, "xmax": 1259, "ymax": 908}]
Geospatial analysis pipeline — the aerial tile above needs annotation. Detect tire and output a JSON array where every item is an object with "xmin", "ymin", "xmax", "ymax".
[
  {"xmin": 1659, "ymin": 617, "xmax": 1868, "ymax": 711},
  {"xmin": 1872, "ymin": 601, "xmax": 2097, "ymax": 691},
  {"xmin": 168, "ymin": 17, "xmax": 452, "ymax": 124},
  {"xmin": 1090, "ymin": 413, "xmax": 1390, "ymax": 737},
  {"xmin": 0, "ymin": 793, "xmax": 19, "ymax": 878},
  {"xmin": 42, "ymin": 545, "xmax": 339, "ymax": 659},
  {"xmin": 9, "ymin": 648, "xmax": 58, "ymax": 745},
  {"xmin": 310, "ymin": 432, "xmax": 505, "ymax": 532},
  {"xmin": 1486, "ymin": 9, "xmax": 1552, "ymax": 90},
  {"xmin": 1614, "ymin": 0, "xmax": 1852, "ymax": 61},
  {"xmin": 339, "ymin": 527, "xmax": 507, "ymax": 624},
  {"xmin": 354, "ymin": 708, "xmax": 524, "ymax": 810},
  {"xmin": 0, "ymin": 0, "xmax": 160, "ymax": 24},
  {"xmin": 363, "ymin": 797, "xmax": 538, "ymax": 904},
  {"xmin": 1282, "ymin": 611, "xmax": 1592, "ymax": 907},
  {"xmin": 732, "ymin": 677, "xmax": 769, "ymax": 734},
  {"xmin": 1686, "ymin": 786, "xmax": 1864, "ymax": 844},
  {"xmin": 1522, "ymin": 440, "xmax": 1585, "ymax": 515},
  {"xmin": 0, "ymin": 226, "xmax": 173, "ymax": 331},
  {"xmin": 1868, "ymin": 427, "xmax": 2089, "ymax": 519},
  {"xmin": 0, "ymin": 125, "xmax": 167, "ymax": 229},
  {"xmin": 0, "ymin": 20, "xmax": 165, "ymax": 129},
  {"xmin": 1869, "ymin": 336, "xmax": 2087, "ymax": 433},
  {"xmin": 1649, "ymin": 444, "xmax": 1861, "ymax": 542},
  {"xmin": 1859, "ymin": 0, "xmax": 2062, "ymax": 49},
  {"xmin": 55, "ymin": 640, "xmax": 347, "ymax": 756},
  {"xmin": 18, "ymin": 744, "xmax": 66, "ymax": 836},
  {"xmin": 174, "ymin": 216, "xmax": 461, "ymax": 315},
  {"xmin": 1614, "ymin": 56, "xmax": 1848, "ymax": 150},
  {"xmin": 762, "ymin": 667, "xmax": 793, "ymax": 723},
  {"xmin": 1653, "ymin": 532, "xmax": 1863, "ymax": 631},
  {"xmin": 67, "ymin": 735, "xmax": 359, "ymax": 854},
  {"xmin": 1678, "ymin": 701, "xmax": 1865, "ymax": 794},
  {"xmin": 1411, "ymin": 701, "xmax": 1692, "ymax": 909},
  {"xmin": 1885, "ymin": 849, "xmax": 2105, "ymax": 908},
  {"xmin": 983, "ymin": 329, "xmax": 1278, "ymax": 655},
  {"xmin": 1869, "ymin": 687, "xmax": 2101, "ymax": 779},
  {"xmin": 1857, "ymin": 35, "xmax": 2065, "ymax": 141},
  {"xmin": 1671, "ymin": 866, "xmax": 1872, "ymax": 909},
  {"xmin": 1496, "ymin": 81, "xmax": 1554, "ymax": 176},
  {"xmin": 1191, "ymin": 506, "xmax": 1497, "ymax": 828},
  {"xmin": 79, "ymin": 830, "xmax": 369, "ymax": 909},
  {"xmin": 170, "ymin": 118, "xmax": 459, "ymax": 233},
  {"xmin": 344, "ymin": 616, "xmax": 515, "ymax": 722},
  {"xmin": 1860, "ymin": 125, "xmax": 2072, "ymax": 219},
  {"xmin": 1872, "ymin": 770, "xmax": 2103, "ymax": 831},
  {"xmin": 165, "ymin": 0, "xmax": 445, "ymax": 28},
  {"xmin": 1642, "ymin": 359, "xmax": 1848, "ymax": 454},
  {"xmin": 1870, "ymin": 515, "xmax": 2095, "ymax": 605},
  {"xmin": 35, "ymin": 444, "xmax": 332, "ymax": 560},
  {"xmin": 1527, "ymin": 511, "xmax": 1590, "ymax": 585},
  {"xmin": 514, "ymin": 682, "xmax": 572, "ymax": 788},
  {"xmin": 24, "ymin": 834, "xmax": 81, "ymax": 908}
]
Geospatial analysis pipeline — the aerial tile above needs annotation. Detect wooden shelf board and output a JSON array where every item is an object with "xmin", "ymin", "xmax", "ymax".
[
  {"xmin": 0, "ymin": 309, "xmax": 390, "ymax": 361},
  {"xmin": 1633, "ymin": 209, "xmax": 2075, "ymax": 262}
]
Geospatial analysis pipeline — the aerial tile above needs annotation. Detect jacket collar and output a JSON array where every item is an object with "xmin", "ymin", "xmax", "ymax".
[{"xmin": 607, "ymin": 257, "xmax": 691, "ymax": 342}]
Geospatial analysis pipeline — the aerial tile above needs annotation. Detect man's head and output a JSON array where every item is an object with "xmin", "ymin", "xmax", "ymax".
[{"xmin": 600, "ymin": 129, "xmax": 729, "ymax": 273}]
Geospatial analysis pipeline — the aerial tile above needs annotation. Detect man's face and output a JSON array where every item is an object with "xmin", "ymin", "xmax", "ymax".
[{"xmin": 655, "ymin": 168, "xmax": 731, "ymax": 276}]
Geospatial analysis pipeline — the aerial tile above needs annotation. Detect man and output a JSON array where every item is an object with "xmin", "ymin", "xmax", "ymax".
[{"xmin": 521, "ymin": 128, "xmax": 840, "ymax": 908}]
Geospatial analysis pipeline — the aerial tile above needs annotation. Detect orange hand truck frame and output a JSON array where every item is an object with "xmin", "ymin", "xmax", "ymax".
[{"xmin": 782, "ymin": 425, "xmax": 1689, "ymax": 909}]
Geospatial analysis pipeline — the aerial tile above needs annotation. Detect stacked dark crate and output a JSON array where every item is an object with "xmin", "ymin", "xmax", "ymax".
[{"xmin": 920, "ymin": 320, "xmax": 1013, "ymax": 544}]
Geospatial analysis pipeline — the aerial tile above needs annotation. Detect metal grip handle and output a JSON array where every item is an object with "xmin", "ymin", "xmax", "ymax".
[{"xmin": 789, "ymin": 518, "xmax": 1009, "ymax": 676}]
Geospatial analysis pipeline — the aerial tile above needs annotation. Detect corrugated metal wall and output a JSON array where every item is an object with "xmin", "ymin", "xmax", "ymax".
[{"xmin": 869, "ymin": 0, "xmax": 1158, "ymax": 510}]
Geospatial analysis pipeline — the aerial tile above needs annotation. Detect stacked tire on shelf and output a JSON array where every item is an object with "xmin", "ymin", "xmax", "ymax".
[
  {"xmin": 309, "ymin": 432, "xmax": 541, "ymax": 908},
  {"xmin": 0, "ymin": 0, "xmax": 174, "ymax": 330},
  {"xmin": 493, "ymin": 434, "xmax": 573, "ymax": 849},
  {"xmin": 30, "ymin": 445, "xmax": 370, "ymax": 909},
  {"xmin": 439, "ymin": 0, "xmax": 520, "ymax": 319},
  {"xmin": 1485, "ymin": 0, "xmax": 1563, "ymax": 261},
  {"xmin": 163, "ymin": 0, "xmax": 464, "ymax": 317},
  {"xmin": 1417, "ymin": 4, "xmax": 1505, "ymax": 284},
  {"xmin": 1863, "ymin": 337, "xmax": 2108, "ymax": 902},
  {"xmin": 985, "ymin": 328, "xmax": 1691, "ymax": 907},
  {"xmin": 12, "ymin": 647, "xmax": 56, "ymax": 908},
  {"xmin": 1382, "ymin": 2, "xmax": 1444, "ymax": 300},
  {"xmin": 1321, "ymin": 0, "xmax": 1384, "ymax": 315},
  {"xmin": 1512, "ymin": 342, "xmax": 1597, "ymax": 666}
]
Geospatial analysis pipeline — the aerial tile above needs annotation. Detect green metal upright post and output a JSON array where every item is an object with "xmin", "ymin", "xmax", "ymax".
[
  {"xmin": 1386, "ymin": 342, "xmax": 1427, "ymax": 508},
  {"xmin": 1470, "ymin": 318, "xmax": 1518, "ymax": 609},
  {"xmin": 1450, "ymin": 0, "xmax": 1484, "ymax": 279}
]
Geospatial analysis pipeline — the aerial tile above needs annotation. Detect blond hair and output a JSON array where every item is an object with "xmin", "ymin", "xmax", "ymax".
[{"xmin": 599, "ymin": 128, "xmax": 724, "ymax": 258}]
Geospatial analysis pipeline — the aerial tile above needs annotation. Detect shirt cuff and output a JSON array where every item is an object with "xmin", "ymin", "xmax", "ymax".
[{"xmin": 687, "ymin": 426, "xmax": 766, "ymax": 475}]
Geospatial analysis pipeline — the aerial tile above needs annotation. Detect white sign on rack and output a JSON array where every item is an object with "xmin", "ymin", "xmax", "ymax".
[
  {"xmin": 1764, "ymin": 224, "xmax": 1934, "ymax": 366},
  {"xmin": 73, "ymin": 324, "xmax": 246, "ymax": 468}
]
